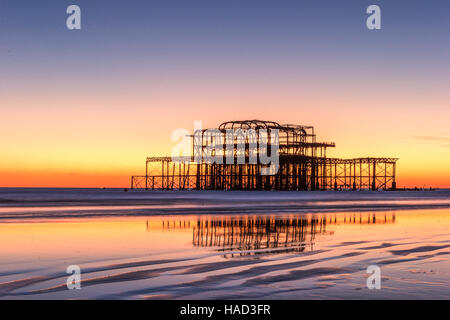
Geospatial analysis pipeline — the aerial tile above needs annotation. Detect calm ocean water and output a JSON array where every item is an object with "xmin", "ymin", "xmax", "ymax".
[
  {"xmin": 1, "ymin": 188, "xmax": 450, "ymax": 219},
  {"xmin": 0, "ymin": 188, "xmax": 449, "ymax": 299}
]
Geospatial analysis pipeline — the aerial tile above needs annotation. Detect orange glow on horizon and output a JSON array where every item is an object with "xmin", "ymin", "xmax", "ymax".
[{"xmin": 1, "ymin": 85, "xmax": 450, "ymax": 188}]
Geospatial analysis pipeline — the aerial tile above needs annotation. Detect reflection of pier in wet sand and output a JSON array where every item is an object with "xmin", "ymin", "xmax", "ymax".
[{"xmin": 147, "ymin": 213, "xmax": 396, "ymax": 257}]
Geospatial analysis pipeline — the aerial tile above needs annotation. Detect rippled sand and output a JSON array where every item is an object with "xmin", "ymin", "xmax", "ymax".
[{"xmin": 1, "ymin": 204, "xmax": 449, "ymax": 299}]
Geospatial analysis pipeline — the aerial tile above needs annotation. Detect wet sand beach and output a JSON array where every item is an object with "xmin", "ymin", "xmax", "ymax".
[{"xmin": 0, "ymin": 189, "xmax": 449, "ymax": 299}]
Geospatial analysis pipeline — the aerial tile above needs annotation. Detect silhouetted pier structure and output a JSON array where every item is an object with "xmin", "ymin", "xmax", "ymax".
[{"xmin": 132, "ymin": 120, "xmax": 398, "ymax": 191}]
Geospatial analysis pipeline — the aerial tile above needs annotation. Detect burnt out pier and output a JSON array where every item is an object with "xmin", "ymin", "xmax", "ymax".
[{"xmin": 131, "ymin": 120, "xmax": 397, "ymax": 191}]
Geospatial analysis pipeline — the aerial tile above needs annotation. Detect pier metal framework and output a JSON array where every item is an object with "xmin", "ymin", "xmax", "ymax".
[{"xmin": 131, "ymin": 120, "xmax": 398, "ymax": 191}]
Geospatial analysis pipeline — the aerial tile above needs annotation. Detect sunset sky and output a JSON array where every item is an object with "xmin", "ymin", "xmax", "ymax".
[{"xmin": 1, "ymin": 0, "xmax": 449, "ymax": 188}]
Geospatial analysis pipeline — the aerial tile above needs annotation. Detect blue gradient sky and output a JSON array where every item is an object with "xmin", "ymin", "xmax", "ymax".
[
  {"xmin": 2, "ymin": 0, "xmax": 449, "ymax": 94},
  {"xmin": 1, "ymin": 1, "xmax": 449, "ymax": 187}
]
